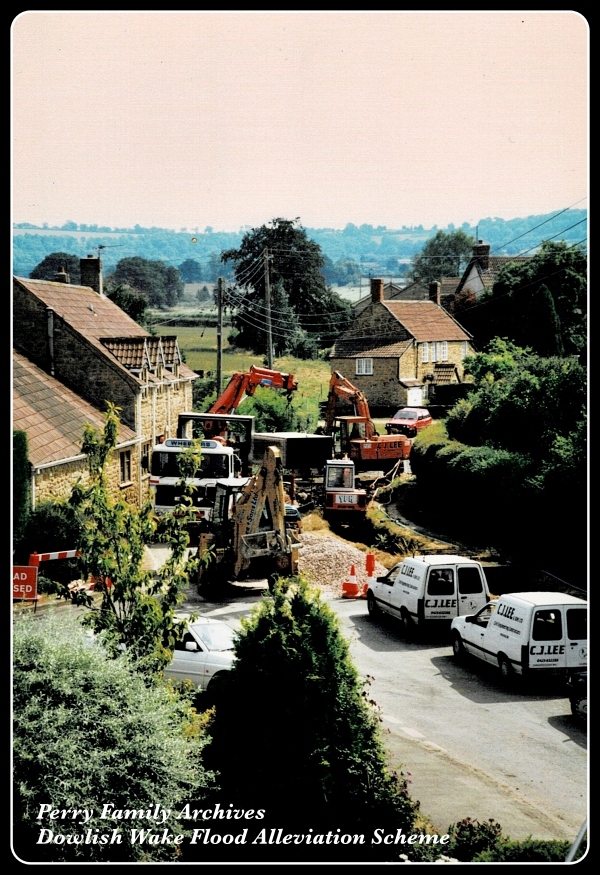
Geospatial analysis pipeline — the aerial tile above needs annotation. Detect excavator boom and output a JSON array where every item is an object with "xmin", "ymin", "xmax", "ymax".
[{"xmin": 208, "ymin": 365, "xmax": 297, "ymax": 416}]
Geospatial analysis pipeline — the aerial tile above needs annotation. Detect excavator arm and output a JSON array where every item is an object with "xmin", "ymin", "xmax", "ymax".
[
  {"xmin": 324, "ymin": 371, "xmax": 377, "ymax": 439},
  {"xmin": 208, "ymin": 365, "xmax": 298, "ymax": 416}
]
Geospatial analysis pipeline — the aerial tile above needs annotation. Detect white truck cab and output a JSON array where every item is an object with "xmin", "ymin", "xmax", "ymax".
[
  {"xmin": 450, "ymin": 591, "xmax": 587, "ymax": 682},
  {"xmin": 367, "ymin": 554, "xmax": 491, "ymax": 632}
]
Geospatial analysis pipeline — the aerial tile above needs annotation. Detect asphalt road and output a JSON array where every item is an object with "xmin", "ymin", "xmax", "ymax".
[{"xmin": 170, "ymin": 563, "xmax": 587, "ymax": 846}]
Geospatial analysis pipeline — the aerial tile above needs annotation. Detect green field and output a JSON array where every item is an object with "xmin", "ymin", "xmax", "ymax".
[{"xmin": 154, "ymin": 322, "xmax": 333, "ymax": 403}]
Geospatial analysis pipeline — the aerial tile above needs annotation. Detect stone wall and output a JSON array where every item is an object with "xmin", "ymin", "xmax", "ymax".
[{"xmin": 33, "ymin": 445, "xmax": 140, "ymax": 508}]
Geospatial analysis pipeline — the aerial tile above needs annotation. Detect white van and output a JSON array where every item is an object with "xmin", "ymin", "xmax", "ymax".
[
  {"xmin": 450, "ymin": 592, "xmax": 587, "ymax": 682},
  {"xmin": 367, "ymin": 554, "xmax": 491, "ymax": 632}
]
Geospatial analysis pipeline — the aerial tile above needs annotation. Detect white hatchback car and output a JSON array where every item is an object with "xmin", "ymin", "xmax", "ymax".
[{"xmin": 164, "ymin": 616, "xmax": 237, "ymax": 693}]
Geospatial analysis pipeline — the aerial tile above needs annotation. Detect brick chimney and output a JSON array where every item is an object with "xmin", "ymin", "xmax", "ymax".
[
  {"xmin": 472, "ymin": 240, "xmax": 490, "ymax": 270},
  {"xmin": 80, "ymin": 254, "xmax": 104, "ymax": 296},
  {"xmin": 370, "ymin": 277, "xmax": 385, "ymax": 304},
  {"xmin": 429, "ymin": 281, "xmax": 441, "ymax": 305},
  {"xmin": 54, "ymin": 266, "xmax": 70, "ymax": 283}
]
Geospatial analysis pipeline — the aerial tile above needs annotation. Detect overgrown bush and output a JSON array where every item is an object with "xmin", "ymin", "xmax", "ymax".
[
  {"xmin": 203, "ymin": 576, "xmax": 418, "ymax": 861},
  {"xmin": 446, "ymin": 817, "xmax": 503, "ymax": 861},
  {"xmin": 13, "ymin": 613, "xmax": 214, "ymax": 863},
  {"xmin": 12, "ymin": 430, "xmax": 31, "ymax": 547},
  {"xmin": 473, "ymin": 836, "xmax": 573, "ymax": 862}
]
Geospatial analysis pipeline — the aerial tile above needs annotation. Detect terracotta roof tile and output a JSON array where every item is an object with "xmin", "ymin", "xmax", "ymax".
[
  {"xmin": 383, "ymin": 300, "xmax": 471, "ymax": 341},
  {"xmin": 13, "ymin": 350, "xmax": 136, "ymax": 468},
  {"xmin": 14, "ymin": 277, "xmax": 197, "ymax": 382}
]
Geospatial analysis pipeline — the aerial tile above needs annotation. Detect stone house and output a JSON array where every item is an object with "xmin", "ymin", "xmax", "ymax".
[
  {"xmin": 13, "ymin": 349, "xmax": 139, "ymax": 507},
  {"xmin": 13, "ymin": 255, "xmax": 198, "ymax": 508},
  {"xmin": 330, "ymin": 278, "xmax": 475, "ymax": 410}
]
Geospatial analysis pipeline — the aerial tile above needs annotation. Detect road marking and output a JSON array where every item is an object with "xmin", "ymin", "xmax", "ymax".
[{"xmin": 382, "ymin": 715, "xmax": 426, "ymax": 739}]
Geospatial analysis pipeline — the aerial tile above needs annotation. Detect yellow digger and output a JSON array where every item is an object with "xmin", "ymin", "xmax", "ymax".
[{"xmin": 195, "ymin": 445, "xmax": 300, "ymax": 591}]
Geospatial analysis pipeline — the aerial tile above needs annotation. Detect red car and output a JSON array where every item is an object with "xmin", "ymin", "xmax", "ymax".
[{"xmin": 385, "ymin": 407, "xmax": 433, "ymax": 438}]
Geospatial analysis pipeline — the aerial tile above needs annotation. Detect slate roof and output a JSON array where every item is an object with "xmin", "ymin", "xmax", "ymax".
[
  {"xmin": 353, "ymin": 280, "xmax": 430, "ymax": 315},
  {"xmin": 14, "ymin": 277, "xmax": 196, "ymax": 380},
  {"xmin": 12, "ymin": 350, "xmax": 137, "ymax": 468},
  {"xmin": 333, "ymin": 337, "xmax": 413, "ymax": 358},
  {"xmin": 455, "ymin": 255, "xmax": 532, "ymax": 295}
]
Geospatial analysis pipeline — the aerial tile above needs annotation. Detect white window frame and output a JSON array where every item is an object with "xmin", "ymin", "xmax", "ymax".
[
  {"xmin": 421, "ymin": 343, "xmax": 429, "ymax": 363},
  {"xmin": 441, "ymin": 341, "xmax": 448, "ymax": 361},
  {"xmin": 119, "ymin": 450, "xmax": 132, "ymax": 485},
  {"xmin": 430, "ymin": 343, "xmax": 437, "ymax": 363},
  {"xmin": 462, "ymin": 341, "xmax": 469, "ymax": 358},
  {"xmin": 355, "ymin": 358, "xmax": 373, "ymax": 376}
]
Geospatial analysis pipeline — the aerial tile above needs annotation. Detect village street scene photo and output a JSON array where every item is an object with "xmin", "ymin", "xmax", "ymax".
[{"xmin": 11, "ymin": 11, "xmax": 588, "ymax": 865}]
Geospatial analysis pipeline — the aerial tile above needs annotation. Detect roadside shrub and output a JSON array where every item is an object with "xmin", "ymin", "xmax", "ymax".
[
  {"xmin": 446, "ymin": 817, "xmax": 503, "ymax": 861},
  {"xmin": 473, "ymin": 836, "xmax": 573, "ymax": 862},
  {"xmin": 13, "ymin": 613, "xmax": 214, "ymax": 863}
]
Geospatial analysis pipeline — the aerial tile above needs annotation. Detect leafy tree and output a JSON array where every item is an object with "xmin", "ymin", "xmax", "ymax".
[
  {"xmin": 49, "ymin": 403, "xmax": 203, "ymax": 674},
  {"xmin": 196, "ymin": 285, "xmax": 210, "ymax": 303},
  {"xmin": 178, "ymin": 258, "xmax": 203, "ymax": 283},
  {"xmin": 488, "ymin": 240, "xmax": 587, "ymax": 358},
  {"xmin": 408, "ymin": 230, "xmax": 474, "ymax": 283},
  {"xmin": 237, "ymin": 384, "xmax": 319, "ymax": 433},
  {"xmin": 30, "ymin": 251, "xmax": 81, "ymax": 283},
  {"xmin": 105, "ymin": 282, "xmax": 149, "ymax": 326},
  {"xmin": 112, "ymin": 256, "xmax": 184, "ymax": 308},
  {"xmin": 447, "ymin": 339, "xmax": 586, "ymax": 458},
  {"xmin": 204, "ymin": 577, "xmax": 418, "ymax": 859},
  {"xmin": 222, "ymin": 218, "xmax": 352, "ymax": 355},
  {"xmin": 13, "ymin": 612, "xmax": 213, "ymax": 863}
]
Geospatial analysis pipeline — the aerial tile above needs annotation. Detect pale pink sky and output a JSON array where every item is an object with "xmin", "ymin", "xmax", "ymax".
[{"xmin": 11, "ymin": 11, "xmax": 588, "ymax": 232}]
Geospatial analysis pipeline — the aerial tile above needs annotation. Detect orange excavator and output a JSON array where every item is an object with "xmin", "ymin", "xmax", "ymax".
[
  {"xmin": 201, "ymin": 365, "xmax": 298, "ymax": 441},
  {"xmin": 323, "ymin": 371, "xmax": 411, "ymax": 471}
]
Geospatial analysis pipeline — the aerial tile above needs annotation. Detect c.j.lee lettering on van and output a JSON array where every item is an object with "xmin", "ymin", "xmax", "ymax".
[
  {"xmin": 366, "ymin": 554, "xmax": 491, "ymax": 633},
  {"xmin": 450, "ymin": 591, "xmax": 587, "ymax": 682}
]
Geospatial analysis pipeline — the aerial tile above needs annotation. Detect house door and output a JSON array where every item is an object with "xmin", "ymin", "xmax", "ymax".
[{"xmin": 406, "ymin": 386, "xmax": 423, "ymax": 406}]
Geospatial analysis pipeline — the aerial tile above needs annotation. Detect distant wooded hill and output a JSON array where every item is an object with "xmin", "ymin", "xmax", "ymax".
[{"xmin": 13, "ymin": 210, "xmax": 587, "ymax": 280}]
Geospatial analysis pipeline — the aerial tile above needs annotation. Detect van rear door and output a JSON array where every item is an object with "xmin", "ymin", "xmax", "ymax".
[
  {"xmin": 529, "ymin": 606, "xmax": 569, "ymax": 670},
  {"xmin": 565, "ymin": 606, "xmax": 587, "ymax": 669},
  {"xmin": 457, "ymin": 564, "xmax": 488, "ymax": 615},
  {"xmin": 424, "ymin": 567, "xmax": 456, "ymax": 620}
]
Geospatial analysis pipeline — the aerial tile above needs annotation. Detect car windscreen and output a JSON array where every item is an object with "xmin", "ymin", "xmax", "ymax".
[
  {"xmin": 193, "ymin": 623, "xmax": 236, "ymax": 651},
  {"xmin": 393, "ymin": 410, "xmax": 418, "ymax": 420}
]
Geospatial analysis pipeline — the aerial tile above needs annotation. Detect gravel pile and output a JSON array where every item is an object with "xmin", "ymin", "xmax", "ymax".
[{"xmin": 298, "ymin": 532, "xmax": 389, "ymax": 599}]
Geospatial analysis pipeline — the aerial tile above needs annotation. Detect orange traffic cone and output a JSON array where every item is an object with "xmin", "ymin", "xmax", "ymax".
[
  {"xmin": 342, "ymin": 564, "xmax": 360, "ymax": 598},
  {"xmin": 362, "ymin": 552, "xmax": 376, "ymax": 598}
]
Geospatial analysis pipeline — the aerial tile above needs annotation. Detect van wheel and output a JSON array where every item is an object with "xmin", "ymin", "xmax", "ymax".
[
  {"xmin": 367, "ymin": 591, "xmax": 379, "ymax": 618},
  {"xmin": 571, "ymin": 695, "xmax": 587, "ymax": 725},
  {"xmin": 498, "ymin": 655, "xmax": 514, "ymax": 685},
  {"xmin": 452, "ymin": 632, "xmax": 466, "ymax": 662},
  {"xmin": 400, "ymin": 608, "xmax": 413, "ymax": 635}
]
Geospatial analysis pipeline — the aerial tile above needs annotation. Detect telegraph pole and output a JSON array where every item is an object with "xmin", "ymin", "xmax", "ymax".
[
  {"xmin": 263, "ymin": 247, "xmax": 273, "ymax": 368},
  {"xmin": 216, "ymin": 276, "xmax": 223, "ymax": 396}
]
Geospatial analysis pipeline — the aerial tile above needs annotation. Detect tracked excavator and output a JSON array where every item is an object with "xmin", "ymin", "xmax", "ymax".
[{"xmin": 323, "ymin": 371, "xmax": 412, "ymax": 471}]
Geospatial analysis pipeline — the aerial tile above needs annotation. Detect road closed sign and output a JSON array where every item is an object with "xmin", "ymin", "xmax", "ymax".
[{"xmin": 13, "ymin": 566, "xmax": 38, "ymax": 599}]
